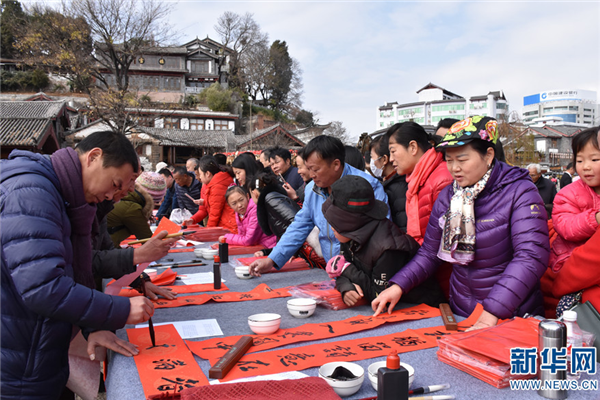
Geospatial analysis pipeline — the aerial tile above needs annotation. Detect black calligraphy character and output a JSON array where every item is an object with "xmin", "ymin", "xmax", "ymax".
[
  {"xmin": 319, "ymin": 324, "xmax": 335, "ymax": 334},
  {"xmin": 253, "ymin": 337, "xmax": 280, "ymax": 346},
  {"xmin": 152, "ymin": 359, "xmax": 187, "ymax": 370},
  {"xmin": 239, "ymin": 294, "xmax": 253, "ymax": 299},
  {"xmin": 423, "ymin": 330, "xmax": 453, "ymax": 339},
  {"xmin": 155, "ymin": 301, "xmax": 168, "ymax": 306},
  {"xmin": 205, "ymin": 342, "xmax": 233, "ymax": 351},
  {"xmin": 184, "ymin": 298, "xmax": 195, "ymax": 303},
  {"xmin": 358, "ymin": 342, "xmax": 391, "ymax": 351},
  {"xmin": 392, "ymin": 336, "xmax": 427, "ymax": 347},
  {"xmin": 237, "ymin": 360, "xmax": 270, "ymax": 371},
  {"xmin": 156, "ymin": 377, "xmax": 200, "ymax": 392},
  {"xmin": 279, "ymin": 353, "xmax": 315, "ymax": 367},
  {"xmin": 212, "ymin": 295, "xmax": 223, "ymax": 300},
  {"xmin": 278, "ymin": 331, "xmax": 313, "ymax": 340}
]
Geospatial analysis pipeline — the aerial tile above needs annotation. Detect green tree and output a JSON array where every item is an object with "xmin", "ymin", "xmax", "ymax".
[
  {"xmin": 1, "ymin": 0, "xmax": 27, "ymax": 59},
  {"xmin": 295, "ymin": 109, "xmax": 315, "ymax": 127},
  {"xmin": 267, "ymin": 40, "xmax": 293, "ymax": 111},
  {"xmin": 198, "ymin": 83, "xmax": 234, "ymax": 112}
]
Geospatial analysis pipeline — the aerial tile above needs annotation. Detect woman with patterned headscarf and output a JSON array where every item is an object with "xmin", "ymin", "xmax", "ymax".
[{"xmin": 373, "ymin": 116, "xmax": 550, "ymax": 331}]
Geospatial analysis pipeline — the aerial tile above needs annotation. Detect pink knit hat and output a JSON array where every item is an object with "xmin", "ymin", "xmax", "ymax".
[{"xmin": 136, "ymin": 172, "xmax": 166, "ymax": 203}]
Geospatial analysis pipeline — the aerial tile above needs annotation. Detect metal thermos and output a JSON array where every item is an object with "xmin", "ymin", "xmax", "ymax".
[{"xmin": 537, "ymin": 319, "xmax": 568, "ymax": 399}]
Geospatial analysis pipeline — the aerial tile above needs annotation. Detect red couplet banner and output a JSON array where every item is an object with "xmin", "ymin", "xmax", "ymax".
[
  {"xmin": 127, "ymin": 324, "xmax": 209, "ymax": 399},
  {"xmin": 186, "ymin": 304, "xmax": 441, "ymax": 362},
  {"xmin": 215, "ymin": 305, "xmax": 482, "ymax": 382},
  {"xmin": 152, "ymin": 283, "xmax": 290, "ymax": 309}
]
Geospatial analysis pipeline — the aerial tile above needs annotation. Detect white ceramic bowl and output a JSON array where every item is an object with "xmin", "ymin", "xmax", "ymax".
[
  {"xmin": 367, "ymin": 361, "xmax": 414, "ymax": 391},
  {"xmin": 193, "ymin": 248, "xmax": 204, "ymax": 258},
  {"xmin": 319, "ymin": 361, "xmax": 365, "ymax": 397},
  {"xmin": 202, "ymin": 249, "xmax": 219, "ymax": 260},
  {"xmin": 287, "ymin": 298, "xmax": 317, "ymax": 318},
  {"xmin": 150, "ymin": 225, "xmax": 158, "ymax": 233},
  {"xmin": 235, "ymin": 266, "xmax": 253, "ymax": 280},
  {"xmin": 248, "ymin": 313, "xmax": 281, "ymax": 335}
]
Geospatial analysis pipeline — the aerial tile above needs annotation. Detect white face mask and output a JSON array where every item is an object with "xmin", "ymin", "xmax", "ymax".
[{"xmin": 370, "ymin": 157, "xmax": 384, "ymax": 178}]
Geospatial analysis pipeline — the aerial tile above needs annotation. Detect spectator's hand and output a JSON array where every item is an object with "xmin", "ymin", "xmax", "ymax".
[
  {"xmin": 144, "ymin": 281, "xmax": 176, "ymax": 300},
  {"xmin": 343, "ymin": 284, "xmax": 364, "ymax": 307},
  {"xmin": 465, "ymin": 310, "xmax": 499, "ymax": 332},
  {"xmin": 249, "ymin": 257, "xmax": 274, "ymax": 277},
  {"xmin": 254, "ymin": 250, "xmax": 265, "ymax": 257},
  {"xmin": 218, "ymin": 236, "xmax": 226, "ymax": 243},
  {"xmin": 372, "ymin": 284, "xmax": 403, "ymax": 317},
  {"xmin": 126, "ymin": 296, "xmax": 154, "ymax": 325},
  {"xmin": 282, "ymin": 182, "xmax": 298, "ymax": 200},
  {"xmin": 193, "ymin": 198, "xmax": 204, "ymax": 206},
  {"xmin": 595, "ymin": 211, "xmax": 600, "ymax": 225},
  {"xmin": 87, "ymin": 331, "xmax": 139, "ymax": 360},
  {"xmin": 133, "ymin": 230, "xmax": 178, "ymax": 264},
  {"xmin": 183, "ymin": 219, "xmax": 195, "ymax": 226}
]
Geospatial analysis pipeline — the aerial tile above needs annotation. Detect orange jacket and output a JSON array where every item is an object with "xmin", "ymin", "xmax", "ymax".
[{"xmin": 191, "ymin": 171, "xmax": 237, "ymax": 233}]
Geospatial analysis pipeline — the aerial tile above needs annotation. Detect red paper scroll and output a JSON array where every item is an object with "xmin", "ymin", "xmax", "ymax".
[
  {"xmin": 153, "ymin": 283, "xmax": 290, "ymax": 309},
  {"xmin": 210, "ymin": 243, "xmax": 264, "ymax": 255},
  {"xmin": 214, "ymin": 304, "xmax": 483, "ymax": 382},
  {"xmin": 185, "ymin": 227, "xmax": 231, "ymax": 242},
  {"xmin": 186, "ymin": 304, "xmax": 440, "ymax": 362},
  {"xmin": 127, "ymin": 324, "xmax": 209, "ymax": 398},
  {"xmin": 236, "ymin": 256, "xmax": 311, "ymax": 273},
  {"xmin": 119, "ymin": 283, "xmax": 231, "ymax": 297}
]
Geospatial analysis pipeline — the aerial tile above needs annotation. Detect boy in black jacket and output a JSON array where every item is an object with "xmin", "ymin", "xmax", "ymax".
[{"xmin": 322, "ymin": 175, "xmax": 446, "ymax": 307}]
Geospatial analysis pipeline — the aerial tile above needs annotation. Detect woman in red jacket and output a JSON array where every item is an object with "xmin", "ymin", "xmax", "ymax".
[
  {"xmin": 184, "ymin": 156, "xmax": 237, "ymax": 233},
  {"xmin": 386, "ymin": 122, "xmax": 453, "ymax": 244},
  {"xmin": 386, "ymin": 122, "xmax": 453, "ymax": 297}
]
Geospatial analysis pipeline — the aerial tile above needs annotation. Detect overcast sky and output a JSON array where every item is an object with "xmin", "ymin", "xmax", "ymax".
[{"xmin": 169, "ymin": 1, "xmax": 599, "ymax": 140}]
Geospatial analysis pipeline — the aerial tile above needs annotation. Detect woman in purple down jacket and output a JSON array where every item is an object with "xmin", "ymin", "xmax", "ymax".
[{"xmin": 373, "ymin": 116, "xmax": 550, "ymax": 331}]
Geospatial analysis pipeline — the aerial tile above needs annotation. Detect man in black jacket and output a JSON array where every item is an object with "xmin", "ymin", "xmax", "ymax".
[
  {"xmin": 559, "ymin": 162, "xmax": 574, "ymax": 189},
  {"xmin": 528, "ymin": 164, "xmax": 557, "ymax": 215}
]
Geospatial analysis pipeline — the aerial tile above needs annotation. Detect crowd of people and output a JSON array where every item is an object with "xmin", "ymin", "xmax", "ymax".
[{"xmin": 1, "ymin": 116, "xmax": 599, "ymax": 399}]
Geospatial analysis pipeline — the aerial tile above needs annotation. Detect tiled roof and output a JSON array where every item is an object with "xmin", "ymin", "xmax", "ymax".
[
  {"xmin": 0, "ymin": 101, "xmax": 67, "ymax": 147},
  {"xmin": 139, "ymin": 127, "xmax": 236, "ymax": 150},
  {"xmin": 527, "ymin": 125, "xmax": 584, "ymax": 138},
  {"xmin": 0, "ymin": 101, "xmax": 66, "ymax": 119},
  {"xmin": 0, "ymin": 118, "xmax": 51, "ymax": 146},
  {"xmin": 236, "ymin": 123, "xmax": 305, "ymax": 147}
]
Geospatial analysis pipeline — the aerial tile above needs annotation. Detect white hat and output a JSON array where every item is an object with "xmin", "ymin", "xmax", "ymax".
[{"xmin": 155, "ymin": 161, "xmax": 168, "ymax": 172}]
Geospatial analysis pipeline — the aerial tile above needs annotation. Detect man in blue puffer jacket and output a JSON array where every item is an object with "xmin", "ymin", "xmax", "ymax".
[{"xmin": 1, "ymin": 131, "xmax": 155, "ymax": 399}]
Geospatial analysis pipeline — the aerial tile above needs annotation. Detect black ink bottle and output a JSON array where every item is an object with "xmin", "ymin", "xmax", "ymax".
[
  {"xmin": 213, "ymin": 255, "xmax": 221, "ymax": 290},
  {"xmin": 377, "ymin": 350, "xmax": 408, "ymax": 400},
  {"xmin": 218, "ymin": 237, "xmax": 229, "ymax": 263}
]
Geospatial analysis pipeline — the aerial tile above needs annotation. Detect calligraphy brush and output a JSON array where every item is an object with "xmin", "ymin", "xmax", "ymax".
[
  {"xmin": 357, "ymin": 384, "xmax": 451, "ymax": 400},
  {"xmin": 140, "ymin": 282, "xmax": 156, "ymax": 347}
]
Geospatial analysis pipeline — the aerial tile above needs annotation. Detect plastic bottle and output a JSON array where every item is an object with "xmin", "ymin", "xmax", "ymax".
[
  {"xmin": 219, "ymin": 237, "xmax": 229, "ymax": 263},
  {"xmin": 563, "ymin": 310, "xmax": 583, "ymax": 381},
  {"xmin": 377, "ymin": 351, "xmax": 409, "ymax": 400},
  {"xmin": 213, "ymin": 255, "xmax": 221, "ymax": 290}
]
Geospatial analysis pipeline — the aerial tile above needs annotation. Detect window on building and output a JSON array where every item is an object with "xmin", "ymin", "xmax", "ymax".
[
  {"xmin": 584, "ymin": 108, "xmax": 593, "ymax": 112},
  {"xmin": 165, "ymin": 117, "xmax": 179, "ymax": 129},
  {"xmin": 524, "ymin": 110, "xmax": 539, "ymax": 116},
  {"xmin": 569, "ymin": 106, "xmax": 579, "ymax": 111},
  {"xmin": 189, "ymin": 119, "xmax": 204, "ymax": 130},
  {"xmin": 584, "ymin": 114, "xmax": 592, "ymax": 118},
  {"xmin": 214, "ymin": 120, "xmax": 229, "ymax": 130}
]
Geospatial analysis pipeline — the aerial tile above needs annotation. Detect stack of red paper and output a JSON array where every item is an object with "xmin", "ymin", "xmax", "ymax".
[
  {"xmin": 437, "ymin": 317, "xmax": 539, "ymax": 388},
  {"xmin": 287, "ymin": 280, "xmax": 367, "ymax": 310},
  {"xmin": 210, "ymin": 243, "xmax": 264, "ymax": 255},
  {"xmin": 184, "ymin": 227, "xmax": 231, "ymax": 242}
]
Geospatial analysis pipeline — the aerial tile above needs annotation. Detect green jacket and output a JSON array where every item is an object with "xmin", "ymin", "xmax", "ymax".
[{"xmin": 107, "ymin": 184, "xmax": 154, "ymax": 246}]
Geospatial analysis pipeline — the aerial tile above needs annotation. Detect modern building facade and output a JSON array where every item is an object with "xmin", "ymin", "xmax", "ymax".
[
  {"xmin": 376, "ymin": 83, "xmax": 509, "ymax": 129},
  {"xmin": 522, "ymin": 89, "xmax": 597, "ymax": 126}
]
